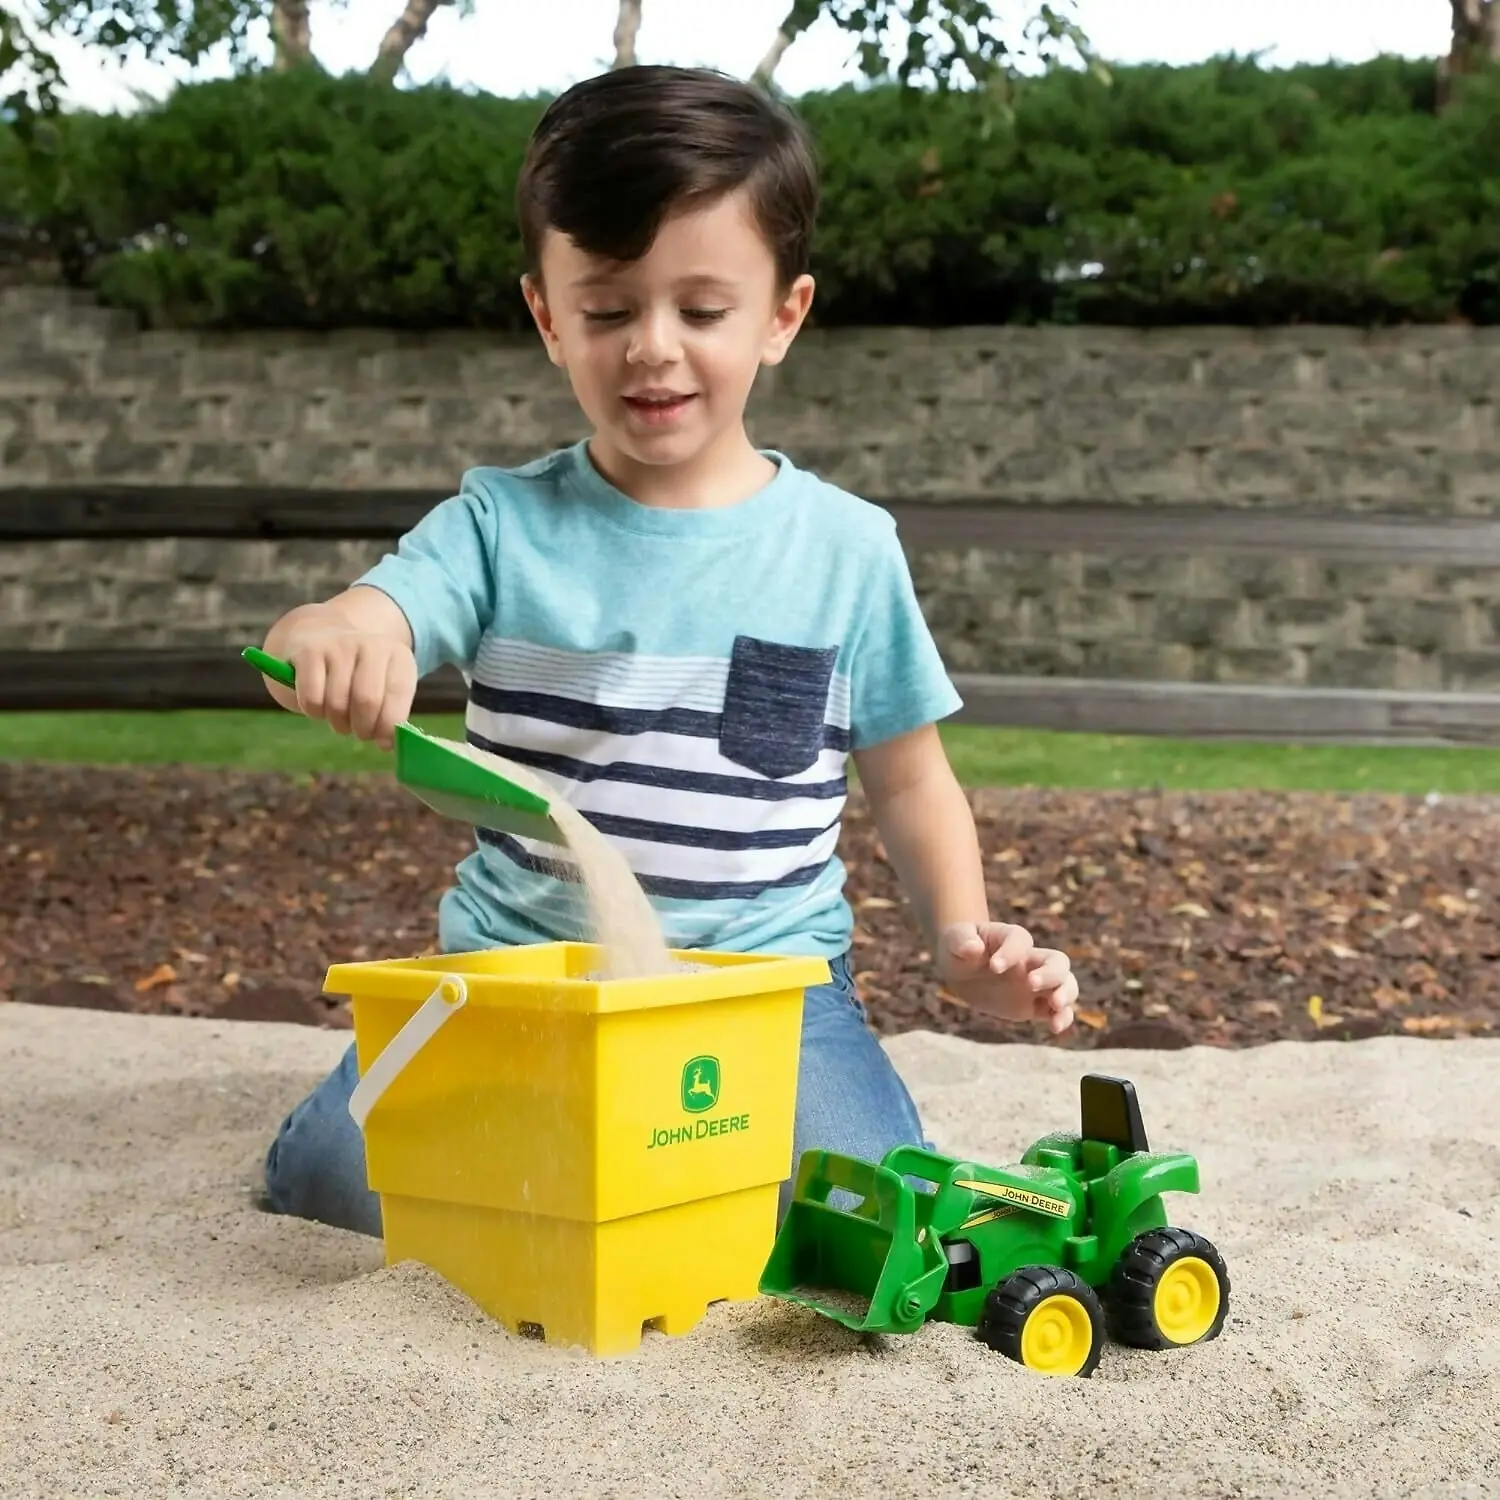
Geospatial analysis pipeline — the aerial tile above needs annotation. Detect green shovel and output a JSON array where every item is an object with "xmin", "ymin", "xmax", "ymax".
[{"xmin": 241, "ymin": 645, "xmax": 567, "ymax": 845}]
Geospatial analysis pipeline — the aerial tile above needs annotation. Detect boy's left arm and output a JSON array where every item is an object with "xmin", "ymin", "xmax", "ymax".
[{"xmin": 852, "ymin": 723, "xmax": 1078, "ymax": 1035}]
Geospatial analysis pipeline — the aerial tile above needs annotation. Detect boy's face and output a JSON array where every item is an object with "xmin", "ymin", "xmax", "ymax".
[{"xmin": 522, "ymin": 188, "xmax": 813, "ymax": 494}]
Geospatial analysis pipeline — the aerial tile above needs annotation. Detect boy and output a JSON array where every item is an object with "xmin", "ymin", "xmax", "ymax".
[{"xmin": 258, "ymin": 65, "xmax": 1078, "ymax": 1238}]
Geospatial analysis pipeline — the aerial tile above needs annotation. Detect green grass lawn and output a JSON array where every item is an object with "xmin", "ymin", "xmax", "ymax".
[{"xmin": 3, "ymin": 709, "xmax": 1498, "ymax": 793}]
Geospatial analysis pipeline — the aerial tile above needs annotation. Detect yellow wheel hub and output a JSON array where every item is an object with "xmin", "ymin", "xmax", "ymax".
[
  {"xmin": 1153, "ymin": 1257, "xmax": 1221, "ymax": 1345},
  {"xmin": 1019, "ymin": 1295, "xmax": 1094, "ymax": 1377}
]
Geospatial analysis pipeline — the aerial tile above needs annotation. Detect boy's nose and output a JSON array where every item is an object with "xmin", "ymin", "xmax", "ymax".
[{"xmin": 626, "ymin": 310, "xmax": 681, "ymax": 366}]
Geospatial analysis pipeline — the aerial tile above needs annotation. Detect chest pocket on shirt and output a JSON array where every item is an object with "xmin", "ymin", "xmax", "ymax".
[{"xmin": 718, "ymin": 635, "xmax": 839, "ymax": 780}]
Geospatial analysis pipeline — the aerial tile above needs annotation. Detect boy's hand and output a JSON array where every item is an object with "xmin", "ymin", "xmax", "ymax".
[
  {"xmin": 281, "ymin": 628, "xmax": 418, "ymax": 751},
  {"xmin": 936, "ymin": 921, "xmax": 1078, "ymax": 1035}
]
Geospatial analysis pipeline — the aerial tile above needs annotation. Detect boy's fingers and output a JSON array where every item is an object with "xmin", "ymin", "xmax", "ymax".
[
  {"xmin": 294, "ymin": 650, "xmax": 327, "ymax": 719},
  {"xmin": 1028, "ymin": 950, "xmax": 1073, "ymax": 991},
  {"xmin": 988, "ymin": 924, "xmax": 1033, "ymax": 974},
  {"xmin": 322, "ymin": 651, "xmax": 354, "ymax": 736},
  {"xmin": 374, "ymin": 651, "xmax": 418, "ymax": 749},
  {"xmin": 945, "ymin": 925, "xmax": 985, "ymax": 959},
  {"xmin": 348, "ymin": 646, "xmax": 390, "ymax": 741}
]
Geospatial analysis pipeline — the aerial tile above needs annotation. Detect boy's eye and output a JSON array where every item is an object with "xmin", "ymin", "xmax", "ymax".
[
  {"xmin": 582, "ymin": 310, "xmax": 628, "ymax": 324},
  {"xmin": 684, "ymin": 308, "xmax": 729, "ymax": 323}
]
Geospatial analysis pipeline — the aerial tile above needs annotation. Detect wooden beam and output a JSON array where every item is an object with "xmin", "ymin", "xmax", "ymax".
[
  {"xmin": 4, "ymin": 485, "xmax": 1500, "ymax": 564},
  {"xmin": 5, "ymin": 649, "xmax": 1500, "ymax": 744},
  {"xmin": 950, "ymin": 673, "xmax": 1500, "ymax": 746},
  {"xmin": 0, "ymin": 650, "xmax": 470, "ymax": 712}
]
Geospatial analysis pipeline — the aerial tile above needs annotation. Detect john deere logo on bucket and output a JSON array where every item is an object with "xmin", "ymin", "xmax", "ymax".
[{"xmin": 681, "ymin": 1056, "xmax": 720, "ymax": 1113}]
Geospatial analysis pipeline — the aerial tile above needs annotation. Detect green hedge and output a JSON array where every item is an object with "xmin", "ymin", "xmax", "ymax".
[{"xmin": 4, "ymin": 54, "xmax": 1499, "ymax": 329}]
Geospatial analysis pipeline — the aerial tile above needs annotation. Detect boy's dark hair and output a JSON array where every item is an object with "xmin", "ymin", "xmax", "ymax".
[{"xmin": 516, "ymin": 65, "xmax": 819, "ymax": 289}]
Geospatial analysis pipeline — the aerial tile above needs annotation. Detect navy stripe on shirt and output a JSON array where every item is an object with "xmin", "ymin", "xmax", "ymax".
[
  {"xmin": 468, "ymin": 683, "xmax": 853, "ymax": 753},
  {"xmin": 465, "ymin": 730, "xmax": 849, "ymax": 804},
  {"xmin": 475, "ymin": 828, "xmax": 832, "ymax": 902}
]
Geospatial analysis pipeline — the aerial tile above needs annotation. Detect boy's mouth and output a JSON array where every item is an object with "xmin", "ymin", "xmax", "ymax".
[{"xmin": 623, "ymin": 391, "xmax": 697, "ymax": 424}]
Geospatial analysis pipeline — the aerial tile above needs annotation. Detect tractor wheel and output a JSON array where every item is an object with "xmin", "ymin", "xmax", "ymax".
[
  {"xmin": 1108, "ymin": 1227, "xmax": 1230, "ymax": 1350},
  {"xmin": 977, "ymin": 1266, "xmax": 1105, "ymax": 1379}
]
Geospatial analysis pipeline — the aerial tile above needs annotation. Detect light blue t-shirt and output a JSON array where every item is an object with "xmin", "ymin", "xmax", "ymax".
[{"xmin": 355, "ymin": 439, "xmax": 963, "ymax": 960}]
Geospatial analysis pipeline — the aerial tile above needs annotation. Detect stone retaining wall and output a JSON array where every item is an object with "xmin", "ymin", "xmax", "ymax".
[{"xmin": 5, "ymin": 288, "xmax": 1499, "ymax": 690}]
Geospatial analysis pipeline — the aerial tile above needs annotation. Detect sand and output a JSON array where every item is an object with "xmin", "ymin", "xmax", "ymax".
[
  {"xmin": 2, "ymin": 1003, "xmax": 1497, "ymax": 1500},
  {"xmin": 434, "ymin": 735, "xmax": 678, "ymax": 980}
]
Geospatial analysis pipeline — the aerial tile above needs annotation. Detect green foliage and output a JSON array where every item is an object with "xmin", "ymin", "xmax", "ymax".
[{"xmin": 4, "ymin": 55, "xmax": 1498, "ymax": 330}]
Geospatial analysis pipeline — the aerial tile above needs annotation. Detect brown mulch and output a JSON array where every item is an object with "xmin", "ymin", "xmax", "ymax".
[{"xmin": 2, "ymin": 762, "xmax": 1497, "ymax": 1048}]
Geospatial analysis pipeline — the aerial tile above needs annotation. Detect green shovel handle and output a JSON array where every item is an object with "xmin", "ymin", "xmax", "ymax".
[{"xmin": 242, "ymin": 645, "xmax": 297, "ymax": 689}]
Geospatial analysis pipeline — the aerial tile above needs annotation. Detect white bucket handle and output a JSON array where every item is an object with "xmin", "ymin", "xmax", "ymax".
[{"xmin": 347, "ymin": 974, "xmax": 468, "ymax": 1131}]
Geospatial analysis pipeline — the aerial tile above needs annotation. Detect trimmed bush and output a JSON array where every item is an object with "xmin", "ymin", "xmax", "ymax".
[{"xmin": 3, "ymin": 55, "xmax": 1497, "ymax": 329}]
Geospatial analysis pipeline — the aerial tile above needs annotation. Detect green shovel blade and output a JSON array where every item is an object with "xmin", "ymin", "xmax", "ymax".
[{"xmin": 240, "ymin": 645, "xmax": 568, "ymax": 845}]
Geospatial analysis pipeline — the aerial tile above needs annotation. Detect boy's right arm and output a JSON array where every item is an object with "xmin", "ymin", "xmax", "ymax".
[
  {"xmin": 259, "ymin": 583, "xmax": 419, "ymax": 750},
  {"xmin": 257, "ymin": 473, "xmax": 502, "ymax": 749}
]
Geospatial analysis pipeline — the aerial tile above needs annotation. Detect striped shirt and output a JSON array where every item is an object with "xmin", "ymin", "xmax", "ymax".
[{"xmin": 355, "ymin": 439, "xmax": 963, "ymax": 959}]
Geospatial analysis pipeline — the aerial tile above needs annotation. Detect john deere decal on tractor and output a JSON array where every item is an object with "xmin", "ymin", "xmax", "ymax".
[{"xmin": 759, "ymin": 1074, "xmax": 1230, "ymax": 1378}]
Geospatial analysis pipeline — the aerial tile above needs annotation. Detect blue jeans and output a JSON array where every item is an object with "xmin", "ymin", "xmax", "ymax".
[{"xmin": 262, "ymin": 950, "xmax": 926, "ymax": 1237}]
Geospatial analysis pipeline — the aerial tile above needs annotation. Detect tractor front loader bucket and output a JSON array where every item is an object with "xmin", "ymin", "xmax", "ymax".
[{"xmin": 759, "ymin": 1149, "xmax": 948, "ymax": 1334}]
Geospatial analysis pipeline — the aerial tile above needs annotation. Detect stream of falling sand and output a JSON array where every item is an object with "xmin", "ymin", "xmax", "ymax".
[{"xmin": 429, "ymin": 735, "xmax": 691, "ymax": 979}]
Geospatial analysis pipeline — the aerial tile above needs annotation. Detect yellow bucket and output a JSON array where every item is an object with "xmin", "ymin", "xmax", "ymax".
[{"xmin": 323, "ymin": 942, "xmax": 829, "ymax": 1356}]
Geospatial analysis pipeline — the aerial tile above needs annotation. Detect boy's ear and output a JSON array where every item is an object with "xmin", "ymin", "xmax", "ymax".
[
  {"xmin": 760, "ymin": 273, "xmax": 815, "ymax": 368},
  {"xmin": 521, "ymin": 274, "xmax": 566, "ymax": 368}
]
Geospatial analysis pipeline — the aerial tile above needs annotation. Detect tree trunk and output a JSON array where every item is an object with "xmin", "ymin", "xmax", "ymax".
[
  {"xmin": 750, "ymin": 0, "xmax": 823, "ymax": 89},
  {"xmin": 370, "ymin": 0, "xmax": 447, "ymax": 84},
  {"xmin": 1440, "ymin": 0, "xmax": 1500, "ymax": 107},
  {"xmin": 612, "ymin": 0, "xmax": 642, "ymax": 69},
  {"xmin": 271, "ymin": 0, "xmax": 312, "ymax": 70}
]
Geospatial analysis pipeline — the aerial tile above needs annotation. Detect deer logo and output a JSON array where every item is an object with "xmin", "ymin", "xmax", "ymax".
[{"xmin": 681, "ymin": 1055, "xmax": 721, "ymax": 1114}]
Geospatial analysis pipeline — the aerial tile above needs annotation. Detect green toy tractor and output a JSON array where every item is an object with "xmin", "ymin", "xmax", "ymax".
[{"xmin": 760, "ymin": 1074, "xmax": 1229, "ymax": 1378}]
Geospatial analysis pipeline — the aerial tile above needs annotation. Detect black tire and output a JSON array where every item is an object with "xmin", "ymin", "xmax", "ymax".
[
  {"xmin": 977, "ymin": 1266, "xmax": 1106, "ymax": 1379},
  {"xmin": 1108, "ymin": 1227, "xmax": 1230, "ymax": 1350}
]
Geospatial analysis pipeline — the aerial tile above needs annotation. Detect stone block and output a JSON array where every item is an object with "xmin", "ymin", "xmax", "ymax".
[
  {"xmin": 1056, "ymin": 345, "xmax": 1197, "ymax": 396},
  {"xmin": 90, "ymin": 340, "xmax": 184, "ymax": 394},
  {"xmin": 184, "ymin": 443, "xmax": 268, "ymax": 485},
  {"xmin": 39, "ymin": 305, "xmax": 137, "ymax": 353},
  {"xmin": 1148, "ymin": 596, "xmax": 1252, "ymax": 650},
  {"xmin": 878, "ymin": 438, "xmax": 978, "ymax": 498},
  {"xmin": 1139, "ymin": 397, "xmax": 1250, "ymax": 449},
  {"xmin": 218, "ymin": 578, "xmax": 308, "ymax": 623},
  {"xmin": 1443, "ymin": 651, "xmax": 1500, "ymax": 691},
  {"xmin": 181, "ymin": 341, "xmax": 273, "ymax": 394},
  {"xmin": 90, "ymin": 434, "xmax": 184, "ymax": 482},
  {"xmin": 223, "ymin": 390, "xmax": 304, "ymax": 439},
  {"xmin": 0, "ymin": 348, "xmax": 86, "ymax": 396},
  {"xmin": 958, "ymin": 639, "xmax": 1087, "ymax": 677},
  {"xmin": 1255, "ymin": 597, "xmax": 1363, "ymax": 649},
  {"xmin": 265, "ymin": 343, "xmax": 373, "ymax": 393},
  {"xmin": 1196, "ymin": 344, "xmax": 1304, "ymax": 393},
  {"xmin": 1428, "ymin": 346, "xmax": 1500, "ymax": 401},
  {"xmin": 1027, "ymin": 591, "xmax": 1136, "ymax": 643},
  {"xmin": 1082, "ymin": 554, "xmax": 1196, "ymax": 595},
  {"xmin": 1359, "ymin": 598, "xmax": 1477, "ymax": 653},
  {"xmin": 1304, "ymin": 646, "xmax": 1427, "ymax": 691},
  {"xmin": 1083, "ymin": 640, "xmax": 1195, "ymax": 681},
  {"xmin": 30, "ymin": 394, "xmax": 129, "ymax": 439},
  {"xmin": 1085, "ymin": 447, "xmax": 1206, "ymax": 503},
  {"xmin": 1190, "ymin": 554, "xmax": 1314, "ymax": 601},
  {"xmin": 1200, "ymin": 445, "xmax": 1321, "ymax": 503},
  {"xmin": 1323, "ymin": 343, "xmax": 1432, "ymax": 394},
  {"xmin": 0, "ymin": 398, "xmax": 31, "ymax": 445},
  {"xmin": 0, "ymin": 621, "xmax": 63, "ymax": 648},
  {"xmin": 1443, "ymin": 453, "xmax": 1500, "ymax": 509},
  {"xmin": 977, "ymin": 446, "xmax": 1087, "ymax": 499},
  {"xmin": 0, "ymin": 437, "xmax": 78, "ymax": 483},
  {"xmin": 128, "ymin": 394, "xmax": 219, "ymax": 436},
  {"xmin": 1206, "ymin": 647, "xmax": 1307, "ymax": 685},
  {"xmin": 1311, "ymin": 561, "xmax": 1432, "ymax": 600},
  {"xmin": 1317, "ymin": 446, "xmax": 1449, "ymax": 508},
  {"xmin": 1254, "ymin": 393, "xmax": 1366, "ymax": 450}
]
